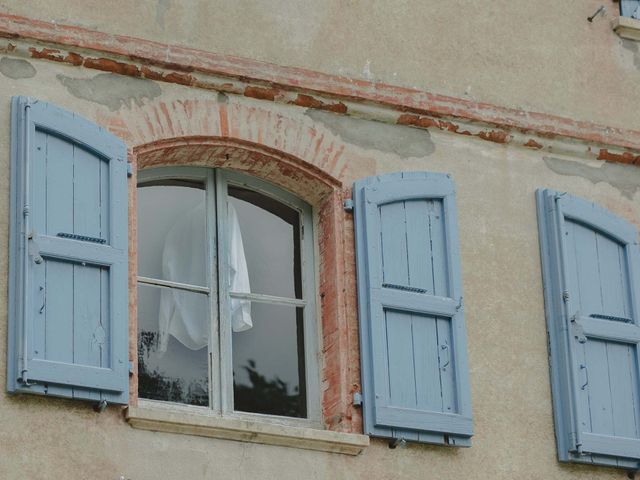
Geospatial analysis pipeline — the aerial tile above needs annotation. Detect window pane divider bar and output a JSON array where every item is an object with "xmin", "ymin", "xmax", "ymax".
[
  {"xmin": 137, "ymin": 275, "xmax": 210, "ymax": 294},
  {"xmin": 229, "ymin": 291, "xmax": 306, "ymax": 307}
]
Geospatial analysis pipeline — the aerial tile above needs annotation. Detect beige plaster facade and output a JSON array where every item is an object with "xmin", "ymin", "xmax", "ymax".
[
  {"xmin": 0, "ymin": 2, "xmax": 638, "ymax": 479},
  {"xmin": 1, "ymin": 0, "xmax": 639, "ymax": 131}
]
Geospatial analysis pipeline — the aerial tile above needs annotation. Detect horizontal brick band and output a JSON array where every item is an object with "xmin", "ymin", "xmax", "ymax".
[{"xmin": 0, "ymin": 13, "xmax": 638, "ymax": 162}]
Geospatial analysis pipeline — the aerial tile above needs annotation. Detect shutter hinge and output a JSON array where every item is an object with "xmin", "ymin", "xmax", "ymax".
[
  {"xmin": 353, "ymin": 392, "xmax": 363, "ymax": 407},
  {"xmin": 128, "ymin": 361, "xmax": 134, "ymax": 376},
  {"xmin": 93, "ymin": 399, "xmax": 108, "ymax": 413},
  {"xmin": 127, "ymin": 162, "xmax": 133, "ymax": 178},
  {"xmin": 343, "ymin": 199, "xmax": 354, "ymax": 212},
  {"xmin": 570, "ymin": 314, "xmax": 587, "ymax": 344},
  {"xmin": 18, "ymin": 367, "xmax": 33, "ymax": 387},
  {"xmin": 569, "ymin": 432, "xmax": 582, "ymax": 453},
  {"xmin": 562, "ymin": 291, "xmax": 570, "ymax": 303},
  {"xmin": 388, "ymin": 437, "xmax": 407, "ymax": 449}
]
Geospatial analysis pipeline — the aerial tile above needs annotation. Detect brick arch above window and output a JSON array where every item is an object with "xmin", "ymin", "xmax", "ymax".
[
  {"xmin": 96, "ymin": 97, "xmax": 375, "ymax": 187},
  {"xmin": 134, "ymin": 136, "xmax": 340, "ymax": 205},
  {"xmin": 128, "ymin": 132, "xmax": 366, "ymax": 435}
]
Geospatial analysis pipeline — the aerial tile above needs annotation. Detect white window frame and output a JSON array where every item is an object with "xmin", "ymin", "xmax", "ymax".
[{"xmin": 137, "ymin": 166, "xmax": 322, "ymax": 428}]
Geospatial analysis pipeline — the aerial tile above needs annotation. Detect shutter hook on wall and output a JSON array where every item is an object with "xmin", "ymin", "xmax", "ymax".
[
  {"xmin": 587, "ymin": 5, "xmax": 606, "ymax": 22},
  {"xmin": 388, "ymin": 437, "xmax": 407, "ymax": 449},
  {"xmin": 93, "ymin": 399, "xmax": 108, "ymax": 413}
]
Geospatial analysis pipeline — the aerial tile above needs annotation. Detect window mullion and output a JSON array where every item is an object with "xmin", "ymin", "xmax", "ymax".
[
  {"xmin": 215, "ymin": 170, "xmax": 235, "ymax": 415},
  {"xmin": 229, "ymin": 291, "xmax": 306, "ymax": 307},
  {"xmin": 206, "ymin": 170, "xmax": 222, "ymax": 413},
  {"xmin": 137, "ymin": 275, "xmax": 209, "ymax": 294}
]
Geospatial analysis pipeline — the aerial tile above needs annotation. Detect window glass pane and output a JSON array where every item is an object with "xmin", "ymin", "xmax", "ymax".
[
  {"xmin": 137, "ymin": 284, "xmax": 209, "ymax": 406},
  {"xmin": 232, "ymin": 302, "xmax": 306, "ymax": 418},
  {"xmin": 138, "ymin": 184, "xmax": 207, "ymax": 287},
  {"xmin": 228, "ymin": 187, "xmax": 302, "ymax": 299}
]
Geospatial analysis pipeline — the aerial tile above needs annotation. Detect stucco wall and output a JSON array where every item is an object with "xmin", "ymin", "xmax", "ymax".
[
  {"xmin": 0, "ymin": 55, "xmax": 638, "ymax": 479},
  {"xmin": 1, "ymin": 0, "xmax": 638, "ymax": 132}
]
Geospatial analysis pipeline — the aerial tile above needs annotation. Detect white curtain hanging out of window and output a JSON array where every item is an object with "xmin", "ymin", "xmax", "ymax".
[{"xmin": 158, "ymin": 200, "xmax": 252, "ymax": 352}]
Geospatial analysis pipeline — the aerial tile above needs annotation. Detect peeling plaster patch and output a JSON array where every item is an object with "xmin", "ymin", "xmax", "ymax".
[
  {"xmin": 306, "ymin": 109, "xmax": 434, "ymax": 158},
  {"xmin": 362, "ymin": 60, "xmax": 373, "ymax": 80},
  {"xmin": 57, "ymin": 73, "xmax": 161, "ymax": 111},
  {"xmin": 0, "ymin": 57, "xmax": 36, "ymax": 79},
  {"xmin": 217, "ymin": 92, "xmax": 229, "ymax": 104},
  {"xmin": 544, "ymin": 156, "xmax": 640, "ymax": 199},
  {"xmin": 156, "ymin": 0, "xmax": 171, "ymax": 28}
]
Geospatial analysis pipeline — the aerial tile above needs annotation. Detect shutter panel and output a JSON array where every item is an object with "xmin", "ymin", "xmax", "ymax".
[
  {"xmin": 620, "ymin": 0, "xmax": 640, "ymax": 19},
  {"xmin": 537, "ymin": 189, "xmax": 640, "ymax": 468},
  {"xmin": 7, "ymin": 97, "xmax": 129, "ymax": 404},
  {"xmin": 353, "ymin": 172, "xmax": 473, "ymax": 446}
]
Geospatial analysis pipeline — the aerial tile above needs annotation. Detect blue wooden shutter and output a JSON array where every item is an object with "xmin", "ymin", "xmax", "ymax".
[
  {"xmin": 353, "ymin": 172, "xmax": 473, "ymax": 446},
  {"xmin": 621, "ymin": 0, "xmax": 640, "ymax": 19},
  {"xmin": 7, "ymin": 97, "xmax": 129, "ymax": 404},
  {"xmin": 537, "ymin": 189, "xmax": 640, "ymax": 469}
]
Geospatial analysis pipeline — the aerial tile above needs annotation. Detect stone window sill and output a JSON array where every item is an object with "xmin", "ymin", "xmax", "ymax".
[
  {"xmin": 614, "ymin": 16, "xmax": 640, "ymax": 41},
  {"xmin": 126, "ymin": 402, "xmax": 369, "ymax": 455}
]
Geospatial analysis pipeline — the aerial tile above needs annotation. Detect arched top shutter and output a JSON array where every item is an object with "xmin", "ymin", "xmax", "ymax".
[
  {"xmin": 353, "ymin": 172, "xmax": 473, "ymax": 446},
  {"xmin": 537, "ymin": 189, "xmax": 640, "ymax": 469},
  {"xmin": 7, "ymin": 97, "xmax": 129, "ymax": 404}
]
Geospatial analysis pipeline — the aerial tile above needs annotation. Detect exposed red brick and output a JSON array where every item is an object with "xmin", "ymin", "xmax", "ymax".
[
  {"xmin": 127, "ymin": 151, "xmax": 138, "ymax": 406},
  {"xmin": 477, "ymin": 130, "xmax": 510, "ymax": 144},
  {"xmin": 29, "ymin": 46, "xmax": 64, "ymax": 62},
  {"xmin": 83, "ymin": 57, "xmax": 140, "ymax": 77},
  {"xmin": 64, "ymin": 52, "xmax": 83, "ymax": 66},
  {"xmin": 399, "ymin": 113, "xmax": 507, "ymax": 144},
  {"xmin": 397, "ymin": 113, "xmax": 439, "ymax": 129},
  {"xmin": 398, "ymin": 113, "xmax": 469, "ymax": 134},
  {"xmin": 140, "ymin": 66, "xmax": 195, "ymax": 86},
  {"xmin": 244, "ymin": 85, "xmax": 279, "ymax": 101},
  {"xmin": 597, "ymin": 149, "xmax": 640, "ymax": 165},
  {"xmin": 291, "ymin": 94, "xmax": 348, "ymax": 114},
  {"xmin": 524, "ymin": 139, "xmax": 543, "ymax": 149},
  {"xmin": 29, "ymin": 47, "xmax": 84, "ymax": 67},
  {"xmin": 4, "ymin": 12, "xmax": 640, "ymax": 157},
  {"xmin": 219, "ymin": 102, "xmax": 229, "ymax": 138},
  {"xmin": 139, "ymin": 65, "xmax": 163, "ymax": 81},
  {"xmin": 163, "ymin": 71, "xmax": 195, "ymax": 86}
]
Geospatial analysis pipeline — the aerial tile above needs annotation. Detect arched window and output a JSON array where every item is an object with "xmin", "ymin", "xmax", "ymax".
[{"xmin": 136, "ymin": 167, "xmax": 320, "ymax": 424}]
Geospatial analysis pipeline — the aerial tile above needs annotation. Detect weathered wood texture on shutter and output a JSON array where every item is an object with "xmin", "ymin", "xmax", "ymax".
[
  {"xmin": 7, "ymin": 97, "xmax": 129, "ymax": 404},
  {"xmin": 537, "ymin": 189, "xmax": 640, "ymax": 469},
  {"xmin": 353, "ymin": 172, "xmax": 473, "ymax": 446}
]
